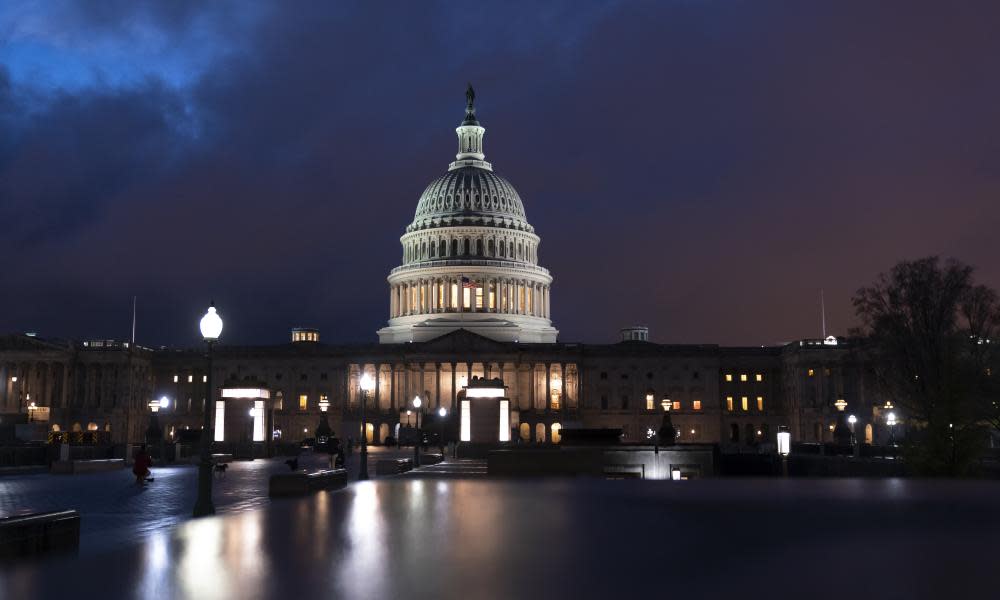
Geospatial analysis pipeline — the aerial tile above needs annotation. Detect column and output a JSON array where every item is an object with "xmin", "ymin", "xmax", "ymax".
[
  {"xmin": 436, "ymin": 364, "xmax": 442, "ymax": 410},
  {"xmin": 451, "ymin": 362, "xmax": 457, "ymax": 410},
  {"xmin": 546, "ymin": 362, "xmax": 552, "ymax": 411}
]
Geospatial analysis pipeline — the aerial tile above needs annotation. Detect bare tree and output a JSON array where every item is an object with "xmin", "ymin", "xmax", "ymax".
[{"xmin": 853, "ymin": 257, "xmax": 1000, "ymax": 474}]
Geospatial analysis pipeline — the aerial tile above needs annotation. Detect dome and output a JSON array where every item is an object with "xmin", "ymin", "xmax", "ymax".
[{"xmin": 407, "ymin": 167, "xmax": 533, "ymax": 233}]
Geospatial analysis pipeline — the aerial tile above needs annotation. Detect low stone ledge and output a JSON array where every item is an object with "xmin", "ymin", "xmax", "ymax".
[
  {"xmin": 269, "ymin": 468, "xmax": 348, "ymax": 497},
  {"xmin": 50, "ymin": 458, "xmax": 125, "ymax": 475},
  {"xmin": 375, "ymin": 458, "xmax": 413, "ymax": 476},
  {"xmin": 0, "ymin": 510, "xmax": 80, "ymax": 559},
  {"xmin": 421, "ymin": 453, "xmax": 444, "ymax": 465}
]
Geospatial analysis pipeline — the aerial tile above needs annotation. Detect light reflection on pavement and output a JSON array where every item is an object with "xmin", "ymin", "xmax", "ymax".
[{"xmin": 2, "ymin": 477, "xmax": 999, "ymax": 599}]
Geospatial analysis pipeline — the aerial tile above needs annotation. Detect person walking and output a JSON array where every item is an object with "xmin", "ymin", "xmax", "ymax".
[{"xmin": 133, "ymin": 444, "xmax": 153, "ymax": 485}]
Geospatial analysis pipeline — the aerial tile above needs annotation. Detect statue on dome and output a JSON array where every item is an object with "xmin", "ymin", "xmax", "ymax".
[{"xmin": 466, "ymin": 83, "xmax": 475, "ymax": 110}]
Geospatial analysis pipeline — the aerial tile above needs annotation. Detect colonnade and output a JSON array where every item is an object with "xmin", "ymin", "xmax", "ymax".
[
  {"xmin": 389, "ymin": 277, "xmax": 551, "ymax": 319},
  {"xmin": 347, "ymin": 361, "xmax": 578, "ymax": 414}
]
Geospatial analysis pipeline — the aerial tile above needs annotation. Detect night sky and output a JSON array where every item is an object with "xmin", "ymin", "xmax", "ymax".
[{"xmin": 2, "ymin": 1, "xmax": 998, "ymax": 348}]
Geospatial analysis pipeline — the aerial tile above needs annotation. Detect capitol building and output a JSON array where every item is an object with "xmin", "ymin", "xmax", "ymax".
[
  {"xmin": 0, "ymin": 88, "xmax": 894, "ymax": 460},
  {"xmin": 379, "ymin": 86, "xmax": 556, "ymax": 344}
]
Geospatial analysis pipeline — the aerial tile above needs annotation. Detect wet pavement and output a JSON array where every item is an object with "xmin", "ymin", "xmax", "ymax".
[
  {"xmin": 0, "ymin": 447, "xmax": 415, "ymax": 554},
  {"xmin": 3, "ymin": 477, "xmax": 999, "ymax": 599}
]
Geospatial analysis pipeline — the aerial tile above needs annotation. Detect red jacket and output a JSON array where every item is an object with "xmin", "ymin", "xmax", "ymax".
[{"xmin": 133, "ymin": 452, "xmax": 152, "ymax": 475}]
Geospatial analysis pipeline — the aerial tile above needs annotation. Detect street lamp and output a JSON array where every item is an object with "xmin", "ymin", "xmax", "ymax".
[
  {"xmin": 193, "ymin": 302, "xmax": 222, "ymax": 518},
  {"xmin": 437, "ymin": 406, "xmax": 447, "ymax": 451},
  {"xmin": 412, "ymin": 395, "xmax": 423, "ymax": 467},
  {"xmin": 777, "ymin": 425, "xmax": 791, "ymax": 477},
  {"xmin": 848, "ymin": 414, "xmax": 857, "ymax": 446},
  {"xmin": 658, "ymin": 395, "xmax": 675, "ymax": 447},
  {"xmin": 358, "ymin": 371, "xmax": 375, "ymax": 480},
  {"xmin": 886, "ymin": 411, "xmax": 898, "ymax": 446},
  {"xmin": 27, "ymin": 401, "xmax": 37, "ymax": 423}
]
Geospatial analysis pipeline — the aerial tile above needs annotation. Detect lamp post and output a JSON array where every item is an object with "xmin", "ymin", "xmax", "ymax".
[
  {"xmin": 412, "ymin": 396, "xmax": 422, "ymax": 467},
  {"xmin": 438, "ymin": 406, "xmax": 447, "ymax": 453},
  {"xmin": 847, "ymin": 414, "xmax": 857, "ymax": 446},
  {"xmin": 27, "ymin": 401, "xmax": 36, "ymax": 423},
  {"xmin": 358, "ymin": 371, "xmax": 374, "ymax": 480},
  {"xmin": 193, "ymin": 303, "xmax": 222, "ymax": 518},
  {"xmin": 886, "ymin": 411, "xmax": 898, "ymax": 446},
  {"xmin": 658, "ymin": 396, "xmax": 675, "ymax": 447},
  {"xmin": 777, "ymin": 425, "xmax": 791, "ymax": 477}
]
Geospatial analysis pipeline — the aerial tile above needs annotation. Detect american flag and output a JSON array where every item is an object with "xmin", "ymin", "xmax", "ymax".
[{"xmin": 461, "ymin": 277, "xmax": 475, "ymax": 289}]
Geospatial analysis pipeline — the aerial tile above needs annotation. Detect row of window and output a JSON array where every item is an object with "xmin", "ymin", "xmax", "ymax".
[
  {"xmin": 724, "ymin": 373, "xmax": 764, "ymax": 382},
  {"xmin": 599, "ymin": 396, "xmax": 703, "ymax": 411},
  {"xmin": 172, "ymin": 373, "xmax": 329, "ymax": 383},
  {"xmin": 725, "ymin": 396, "xmax": 765, "ymax": 412},
  {"xmin": 600, "ymin": 371, "xmax": 702, "ymax": 381}
]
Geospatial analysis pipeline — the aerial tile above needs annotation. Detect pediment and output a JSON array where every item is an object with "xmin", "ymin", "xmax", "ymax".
[{"xmin": 414, "ymin": 328, "xmax": 514, "ymax": 353}]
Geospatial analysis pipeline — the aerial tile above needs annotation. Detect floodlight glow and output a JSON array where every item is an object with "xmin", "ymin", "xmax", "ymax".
[
  {"xmin": 221, "ymin": 388, "xmax": 270, "ymax": 399},
  {"xmin": 848, "ymin": 415, "xmax": 857, "ymax": 425},
  {"xmin": 199, "ymin": 304, "xmax": 223, "ymax": 341},
  {"xmin": 360, "ymin": 371, "xmax": 375, "ymax": 393},
  {"xmin": 413, "ymin": 396, "xmax": 422, "ymax": 408},
  {"xmin": 252, "ymin": 400, "xmax": 265, "ymax": 441},
  {"xmin": 460, "ymin": 400, "xmax": 471, "ymax": 442},
  {"xmin": 671, "ymin": 469, "xmax": 681, "ymax": 481},
  {"xmin": 438, "ymin": 407, "xmax": 447, "ymax": 417},
  {"xmin": 465, "ymin": 387, "xmax": 505, "ymax": 398},
  {"xmin": 160, "ymin": 396, "xmax": 170, "ymax": 408},
  {"xmin": 499, "ymin": 400, "xmax": 510, "ymax": 441},
  {"xmin": 777, "ymin": 429, "xmax": 791, "ymax": 456}
]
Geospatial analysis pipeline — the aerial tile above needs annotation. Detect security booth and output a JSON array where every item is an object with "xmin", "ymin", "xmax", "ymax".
[
  {"xmin": 459, "ymin": 376, "xmax": 512, "ymax": 444},
  {"xmin": 218, "ymin": 385, "xmax": 272, "ymax": 458}
]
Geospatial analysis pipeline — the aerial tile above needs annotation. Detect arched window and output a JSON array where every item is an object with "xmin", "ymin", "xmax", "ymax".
[
  {"xmin": 535, "ymin": 423, "xmax": 546, "ymax": 443},
  {"xmin": 509, "ymin": 241, "xmax": 514, "ymax": 257},
  {"xmin": 104, "ymin": 423, "xmax": 111, "ymax": 432},
  {"xmin": 430, "ymin": 243, "xmax": 436, "ymax": 258},
  {"xmin": 51, "ymin": 424, "xmax": 61, "ymax": 432},
  {"xmin": 365, "ymin": 423, "xmax": 374, "ymax": 444},
  {"xmin": 488, "ymin": 239, "xmax": 495, "ymax": 256},
  {"xmin": 439, "ymin": 240, "xmax": 446, "ymax": 257},
  {"xmin": 379, "ymin": 423, "xmax": 389, "ymax": 444},
  {"xmin": 476, "ymin": 239, "xmax": 483, "ymax": 256},
  {"xmin": 421, "ymin": 242, "xmax": 426, "ymax": 259},
  {"xmin": 72, "ymin": 422, "xmax": 82, "ymax": 432},
  {"xmin": 729, "ymin": 423, "xmax": 739, "ymax": 442},
  {"xmin": 519, "ymin": 423, "xmax": 530, "ymax": 441},
  {"xmin": 864, "ymin": 423, "xmax": 873, "ymax": 445},
  {"xmin": 87, "ymin": 422, "xmax": 98, "ymax": 431},
  {"xmin": 464, "ymin": 239, "xmax": 471, "ymax": 255},
  {"xmin": 451, "ymin": 239, "xmax": 459, "ymax": 256},
  {"xmin": 551, "ymin": 423, "xmax": 562, "ymax": 444}
]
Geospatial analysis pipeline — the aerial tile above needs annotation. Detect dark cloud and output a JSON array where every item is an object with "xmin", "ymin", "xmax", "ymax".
[{"xmin": 1, "ymin": 0, "xmax": 999, "ymax": 347}]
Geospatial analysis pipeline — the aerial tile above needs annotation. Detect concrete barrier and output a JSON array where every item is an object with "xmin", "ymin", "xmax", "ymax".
[
  {"xmin": 375, "ymin": 458, "xmax": 413, "ymax": 476},
  {"xmin": 0, "ymin": 510, "xmax": 80, "ymax": 559},
  {"xmin": 50, "ymin": 458, "xmax": 125, "ymax": 475},
  {"xmin": 269, "ymin": 468, "xmax": 348, "ymax": 497}
]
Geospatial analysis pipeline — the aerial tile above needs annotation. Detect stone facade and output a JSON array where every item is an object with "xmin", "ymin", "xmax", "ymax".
[{"xmin": 1, "ymin": 331, "xmax": 894, "ymax": 450}]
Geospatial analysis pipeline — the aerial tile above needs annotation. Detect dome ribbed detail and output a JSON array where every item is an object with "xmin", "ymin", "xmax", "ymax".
[{"xmin": 406, "ymin": 167, "xmax": 533, "ymax": 233}]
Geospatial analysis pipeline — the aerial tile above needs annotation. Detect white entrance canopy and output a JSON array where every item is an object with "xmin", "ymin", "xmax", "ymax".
[{"xmin": 221, "ymin": 388, "xmax": 270, "ymax": 399}]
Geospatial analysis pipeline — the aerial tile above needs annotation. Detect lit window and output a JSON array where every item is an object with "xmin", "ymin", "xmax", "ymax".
[
  {"xmin": 463, "ymin": 287, "xmax": 472, "ymax": 309},
  {"xmin": 188, "ymin": 375, "xmax": 193, "ymax": 383},
  {"xmin": 725, "ymin": 374, "xmax": 733, "ymax": 382},
  {"xmin": 672, "ymin": 401, "xmax": 681, "ymax": 411},
  {"xmin": 645, "ymin": 393, "xmax": 654, "ymax": 411},
  {"xmin": 202, "ymin": 375, "xmax": 207, "ymax": 383},
  {"xmin": 757, "ymin": 396, "xmax": 764, "ymax": 411},
  {"xmin": 741, "ymin": 396, "xmax": 748, "ymax": 411},
  {"xmin": 726, "ymin": 396, "xmax": 733, "ymax": 411},
  {"xmin": 693, "ymin": 400, "xmax": 702, "ymax": 411},
  {"xmin": 824, "ymin": 368, "xmax": 831, "ymax": 376},
  {"xmin": 299, "ymin": 395, "xmax": 307, "ymax": 410},
  {"xmin": 755, "ymin": 373, "xmax": 763, "ymax": 382},
  {"xmin": 173, "ymin": 375, "xmax": 178, "ymax": 383},
  {"xmin": 807, "ymin": 369, "xmax": 815, "ymax": 377},
  {"xmin": 451, "ymin": 283, "xmax": 459, "ymax": 308},
  {"xmin": 740, "ymin": 374, "xmax": 747, "ymax": 382},
  {"xmin": 475, "ymin": 287, "xmax": 484, "ymax": 309}
]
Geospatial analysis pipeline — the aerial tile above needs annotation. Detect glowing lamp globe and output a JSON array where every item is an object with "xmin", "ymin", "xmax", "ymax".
[
  {"xmin": 438, "ymin": 407, "xmax": 447, "ymax": 418},
  {"xmin": 413, "ymin": 396, "xmax": 422, "ymax": 409},
  {"xmin": 360, "ymin": 372, "xmax": 375, "ymax": 393},
  {"xmin": 200, "ymin": 305, "xmax": 223, "ymax": 341}
]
